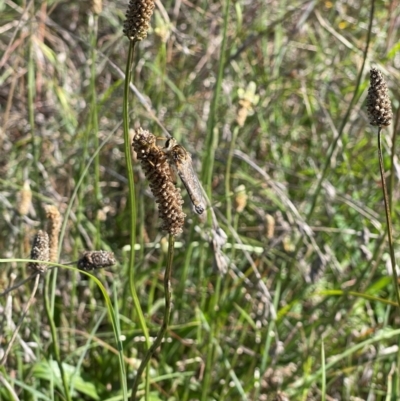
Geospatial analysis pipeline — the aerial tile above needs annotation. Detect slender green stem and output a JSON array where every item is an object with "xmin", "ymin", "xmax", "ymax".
[
  {"xmin": 389, "ymin": 109, "xmax": 399, "ymax": 213},
  {"xmin": 90, "ymin": 14, "xmax": 101, "ymax": 248},
  {"xmin": 124, "ymin": 40, "xmax": 137, "ymax": 272},
  {"xmin": 321, "ymin": 341, "xmax": 326, "ymax": 401},
  {"xmin": 123, "ymin": 38, "xmax": 151, "ymax": 401},
  {"xmin": 124, "ymin": 41, "xmax": 149, "ymax": 342},
  {"xmin": 378, "ymin": 128, "xmax": 400, "ymax": 308},
  {"xmin": 28, "ymin": 26, "xmax": 37, "ymax": 167},
  {"xmin": 130, "ymin": 235, "xmax": 175, "ymax": 401}
]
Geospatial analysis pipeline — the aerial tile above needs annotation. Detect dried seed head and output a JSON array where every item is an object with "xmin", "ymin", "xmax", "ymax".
[
  {"xmin": 234, "ymin": 185, "xmax": 247, "ymax": 213},
  {"xmin": 265, "ymin": 213, "xmax": 275, "ymax": 239},
  {"xmin": 78, "ymin": 251, "xmax": 116, "ymax": 271},
  {"xmin": 45, "ymin": 205, "xmax": 62, "ymax": 263},
  {"xmin": 366, "ymin": 68, "xmax": 393, "ymax": 127},
  {"xmin": 28, "ymin": 230, "xmax": 49, "ymax": 273},
  {"xmin": 17, "ymin": 180, "xmax": 32, "ymax": 216},
  {"xmin": 123, "ymin": 0, "xmax": 155, "ymax": 42},
  {"xmin": 91, "ymin": 0, "xmax": 102, "ymax": 14},
  {"xmin": 132, "ymin": 128, "xmax": 185, "ymax": 236}
]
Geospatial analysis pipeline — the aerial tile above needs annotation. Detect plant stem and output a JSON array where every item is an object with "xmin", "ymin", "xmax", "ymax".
[
  {"xmin": 389, "ymin": 108, "xmax": 400, "ymax": 213},
  {"xmin": 378, "ymin": 127, "xmax": 400, "ymax": 308},
  {"xmin": 89, "ymin": 13, "xmax": 101, "ymax": 248},
  {"xmin": 123, "ymin": 38, "xmax": 151, "ymax": 399},
  {"xmin": 130, "ymin": 235, "xmax": 175, "ymax": 401}
]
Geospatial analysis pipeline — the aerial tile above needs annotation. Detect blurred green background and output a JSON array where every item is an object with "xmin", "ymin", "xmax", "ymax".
[{"xmin": 1, "ymin": 0, "xmax": 400, "ymax": 400}]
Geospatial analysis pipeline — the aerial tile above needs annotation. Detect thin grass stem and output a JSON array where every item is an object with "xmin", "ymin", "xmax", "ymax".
[
  {"xmin": 130, "ymin": 234, "xmax": 175, "ymax": 401},
  {"xmin": 89, "ymin": 13, "xmax": 102, "ymax": 248},
  {"xmin": 28, "ymin": 20, "xmax": 38, "ymax": 169},
  {"xmin": 321, "ymin": 341, "xmax": 326, "ymax": 401},
  {"xmin": 389, "ymin": 108, "xmax": 400, "ymax": 213},
  {"xmin": 377, "ymin": 127, "xmax": 400, "ymax": 308},
  {"xmin": 123, "ymin": 40, "xmax": 151, "ymax": 351}
]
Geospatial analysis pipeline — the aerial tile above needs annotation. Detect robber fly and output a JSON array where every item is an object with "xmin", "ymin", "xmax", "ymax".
[{"xmin": 164, "ymin": 138, "xmax": 205, "ymax": 214}]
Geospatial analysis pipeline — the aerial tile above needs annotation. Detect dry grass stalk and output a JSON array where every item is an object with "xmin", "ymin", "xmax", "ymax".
[
  {"xmin": 45, "ymin": 205, "xmax": 62, "ymax": 263},
  {"xmin": 78, "ymin": 251, "xmax": 116, "ymax": 271},
  {"xmin": 123, "ymin": 0, "xmax": 155, "ymax": 42},
  {"xmin": 366, "ymin": 68, "xmax": 393, "ymax": 127},
  {"xmin": 132, "ymin": 127, "xmax": 185, "ymax": 236},
  {"xmin": 27, "ymin": 230, "xmax": 49, "ymax": 273}
]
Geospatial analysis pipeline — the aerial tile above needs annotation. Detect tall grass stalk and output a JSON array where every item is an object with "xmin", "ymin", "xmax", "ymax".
[
  {"xmin": 389, "ymin": 110, "xmax": 399, "ymax": 213},
  {"xmin": 130, "ymin": 235, "xmax": 175, "ymax": 401},
  {"xmin": 89, "ymin": 12, "xmax": 102, "ymax": 248},
  {"xmin": 28, "ymin": 17, "xmax": 37, "ymax": 170},
  {"xmin": 377, "ymin": 128, "xmax": 400, "ymax": 308},
  {"xmin": 321, "ymin": 341, "xmax": 326, "ymax": 401},
  {"xmin": 122, "ymin": 39, "xmax": 151, "ymax": 398}
]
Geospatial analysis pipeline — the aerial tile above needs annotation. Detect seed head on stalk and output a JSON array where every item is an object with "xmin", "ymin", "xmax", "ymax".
[
  {"xmin": 123, "ymin": 0, "xmax": 155, "ymax": 42},
  {"xmin": 132, "ymin": 128, "xmax": 186, "ymax": 236},
  {"xmin": 366, "ymin": 68, "xmax": 393, "ymax": 127},
  {"xmin": 28, "ymin": 230, "xmax": 50, "ymax": 273}
]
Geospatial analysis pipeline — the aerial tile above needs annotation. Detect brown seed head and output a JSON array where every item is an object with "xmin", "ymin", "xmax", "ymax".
[
  {"xmin": 132, "ymin": 128, "xmax": 185, "ymax": 236},
  {"xmin": 78, "ymin": 251, "xmax": 116, "ymax": 271},
  {"xmin": 123, "ymin": 0, "xmax": 155, "ymax": 42},
  {"xmin": 28, "ymin": 230, "xmax": 49, "ymax": 273},
  {"xmin": 45, "ymin": 205, "xmax": 62, "ymax": 263},
  {"xmin": 366, "ymin": 68, "xmax": 393, "ymax": 127}
]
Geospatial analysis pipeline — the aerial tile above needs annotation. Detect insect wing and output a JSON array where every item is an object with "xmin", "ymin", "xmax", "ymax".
[{"xmin": 173, "ymin": 146, "xmax": 205, "ymax": 214}]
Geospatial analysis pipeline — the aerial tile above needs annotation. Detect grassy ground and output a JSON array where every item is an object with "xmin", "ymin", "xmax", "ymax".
[{"xmin": 1, "ymin": 0, "xmax": 400, "ymax": 400}]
